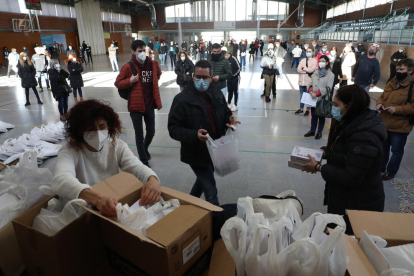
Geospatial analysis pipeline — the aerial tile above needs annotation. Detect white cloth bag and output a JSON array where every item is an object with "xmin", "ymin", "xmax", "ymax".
[{"xmin": 206, "ymin": 128, "xmax": 240, "ymax": 177}]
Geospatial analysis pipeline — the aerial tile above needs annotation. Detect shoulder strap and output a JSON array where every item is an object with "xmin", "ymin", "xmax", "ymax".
[
  {"xmin": 408, "ymin": 81, "xmax": 414, "ymax": 104},
  {"xmin": 128, "ymin": 61, "xmax": 137, "ymax": 76}
]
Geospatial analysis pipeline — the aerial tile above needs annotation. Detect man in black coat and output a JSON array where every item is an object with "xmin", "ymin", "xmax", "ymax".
[
  {"xmin": 181, "ymin": 40, "xmax": 188, "ymax": 51},
  {"xmin": 168, "ymin": 60, "xmax": 240, "ymax": 206},
  {"xmin": 259, "ymin": 40, "xmax": 264, "ymax": 56},
  {"xmin": 356, "ymin": 41, "xmax": 366, "ymax": 60},
  {"xmin": 86, "ymin": 44, "xmax": 93, "ymax": 63},
  {"xmin": 148, "ymin": 39, "xmax": 154, "ymax": 51}
]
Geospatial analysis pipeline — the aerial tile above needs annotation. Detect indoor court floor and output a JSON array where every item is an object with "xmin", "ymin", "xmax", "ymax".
[{"xmin": 0, "ymin": 52, "xmax": 412, "ymax": 218}]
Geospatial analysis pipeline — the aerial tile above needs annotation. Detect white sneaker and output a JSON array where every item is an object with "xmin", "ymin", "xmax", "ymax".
[
  {"xmin": 231, "ymin": 105, "xmax": 238, "ymax": 112},
  {"xmin": 228, "ymin": 104, "xmax": 233, "ymax": 109}
]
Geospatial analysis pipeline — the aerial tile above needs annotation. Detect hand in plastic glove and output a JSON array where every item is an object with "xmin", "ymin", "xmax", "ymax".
[
  {"xmin": 301, "ymin": 154, "xmax": 318, "ymax": 174},
  {"xmin": 140, "ymin": 176, "xmax": 161, "ymax": 206},
  {"xmin": 226, "ymin": 115, "xmax": 241, "ymax": 130}
]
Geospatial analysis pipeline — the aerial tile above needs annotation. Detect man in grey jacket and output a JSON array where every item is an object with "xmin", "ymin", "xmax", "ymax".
[
  {"xmin": 31, "ymin": 47, "xmax": 51, "ymax": 92},
  {"xmin": 208, "ymin": 43, "xmax": 232, "ymax": 98}
]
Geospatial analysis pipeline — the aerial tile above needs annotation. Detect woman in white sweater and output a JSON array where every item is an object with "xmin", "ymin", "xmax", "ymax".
[{"xmin": 50, "ymin": 99, "xmax": 161, "ymax": 217}]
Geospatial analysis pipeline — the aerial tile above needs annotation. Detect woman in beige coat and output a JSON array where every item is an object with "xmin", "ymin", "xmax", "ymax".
[
  {"xmin": 340, "ymin": 47, "xmax": 355, "ymax": 87},
  {"xmin": 296, "ymin": 48, "xmax": 317, "ymax": 116}
]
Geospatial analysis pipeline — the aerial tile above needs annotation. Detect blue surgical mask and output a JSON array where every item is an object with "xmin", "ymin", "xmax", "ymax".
[
  {"xmin": 194, "ymin": 78, "xmax": 210, "ymax": 92},
  {"xmin": 55, "ymin": 64, "xmax": 61, "ymax": 68},
  {"xmin": 306, "ymin": 53, "xmax": 312, "ymax": 58},
  {"xmin": 331, "ymin": 104, "xmax": 347, "ymax": 122},
  {"xmin": 399, "ymin": 49, "xmax": 403, "ymax": 53}
]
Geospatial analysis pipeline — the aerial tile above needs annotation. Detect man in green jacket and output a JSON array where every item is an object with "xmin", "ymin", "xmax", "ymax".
[
  {"xmin": 209, "ymin": 43, "xmax": 232, "ymax": 97},
  {"xmin": 225, "ymin": 40, "xmax": 233, "ymax": 55}
]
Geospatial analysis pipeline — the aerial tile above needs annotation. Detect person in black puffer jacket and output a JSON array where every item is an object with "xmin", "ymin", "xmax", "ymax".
[
  {"xmin": 17, "ymin": 52, "xmax": 43, "ymax": 106},
  {"xmin": 224, "ymin": 51, "xmax": 241, "ymax": 111},
  {"xmin": 302, "ymin": 84, "xmax": 387, "ymax": 234},
  {"xmin": 48, "ymin": 59, "xmax": 70, "ymax": 121},
  {"xmin": 328, "ymin": 47, "xmax": 343, "ymax": 87},
  {"xmin": 175, "ymin": 50, "xmax": 195, "ymax": 92},
  {"xmin": 66, "ymin": 54, "xmax": 84, "ymax": 103}
]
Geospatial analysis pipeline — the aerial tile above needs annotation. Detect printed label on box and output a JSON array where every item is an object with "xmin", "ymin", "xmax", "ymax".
[{"xmin": 182, "ymin": 237, "xmax": 200, "ymax": 266}]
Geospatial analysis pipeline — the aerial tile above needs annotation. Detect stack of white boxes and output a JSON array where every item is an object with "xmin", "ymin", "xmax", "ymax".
[{"xmin": 288, "ymin": 146, "xmax": 323, "ymax": 170}]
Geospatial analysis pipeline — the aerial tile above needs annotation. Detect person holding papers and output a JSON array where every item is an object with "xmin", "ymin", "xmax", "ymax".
[
  {"xmin": 296, "ymin": 47, "xmax": 317, "ymax": 116},
  {"xmin": 49, "ymin": 100, "xmax": 161, "ymax": 217},
  {"xmin": 301, "ymin": 84, "xmax": 386, "ymax": 234}
]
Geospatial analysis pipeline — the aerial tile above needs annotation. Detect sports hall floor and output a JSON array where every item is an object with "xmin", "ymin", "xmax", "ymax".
[{"xmin": 1, "ymin": 52, "xmax": 412, "ymax": 218}]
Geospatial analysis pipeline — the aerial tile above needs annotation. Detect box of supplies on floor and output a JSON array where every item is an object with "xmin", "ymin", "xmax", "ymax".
[
  {"xmin": 83, "ymin": 172, "xmax": 222, "ymax": 276},
  {"xmin": 291, "ymin": 146, "xmax": 323, "ymax": 164}
]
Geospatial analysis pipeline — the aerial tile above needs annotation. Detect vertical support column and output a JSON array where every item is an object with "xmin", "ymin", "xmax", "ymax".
[{"xmin": 75, "ymin": 0, "xmax": 106, "ymax": 55}]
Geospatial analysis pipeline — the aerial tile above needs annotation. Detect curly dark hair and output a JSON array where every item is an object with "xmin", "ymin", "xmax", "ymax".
[{"xmin": 65, "ymin": 99, "xmax": 123, "ymax": 151}]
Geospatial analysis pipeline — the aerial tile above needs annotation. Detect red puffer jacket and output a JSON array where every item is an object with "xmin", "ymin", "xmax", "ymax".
[{"xmin": 115, "ymin": 59, "xmax": 162, "ymax": 113}]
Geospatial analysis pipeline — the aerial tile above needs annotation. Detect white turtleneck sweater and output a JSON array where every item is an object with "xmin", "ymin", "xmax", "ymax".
[{"xmin": 51, "ymin": 139, "xmax": 158, "ymax": 200}]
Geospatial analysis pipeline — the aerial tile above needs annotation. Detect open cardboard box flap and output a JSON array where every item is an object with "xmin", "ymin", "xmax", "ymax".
[
  {"xmin": 347, "ymin": 210, "xmax": 414, "ymax": 247},
  {"xmin": 344, "ymin": 233, "xmax": 379, "ymax": 276},
  {"xmin": 91, "ymin": 172, "xmax": 144, "ymax": 200}
]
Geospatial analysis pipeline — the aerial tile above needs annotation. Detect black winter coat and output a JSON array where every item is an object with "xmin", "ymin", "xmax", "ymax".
[
  {"xmin": 321, "ymin": 109, "xmax": 386, "ymax": 222},
  {"xmin": 48, "ymin": 68, "xmax": 70, "ymax": 100},
  {"xmin": 160, "ymin": 45, "xmax": 168, "ymax": 55},
  {"xmin": 67, "ymin": 62, "xmax": 84, "ymax": 87},
  {"xmin": 240, "ymin": 44, "xmax": 247, "ymax": 53},
  {"xmin": 390, "ymin": 51, "xmax": 407, "ymax": 65},
  {"xmin": 175, "ymin": 59, "xmax": 195, "ymax": 87},
  {"xmin": 168, "ymin": 84, "xmax": 232, "ymax": 167},
  {"xmin": 330, "ymin": 56, "xmax": 343, "ymax": 86},
  {"xmin": 17, "ymin": 62, "xmax": 37, "ymax": 88}
]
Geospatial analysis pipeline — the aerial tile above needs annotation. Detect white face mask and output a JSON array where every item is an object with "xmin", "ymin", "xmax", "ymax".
[
  {"xmin": 331, "ymin": 51, "xmax": 336, "ymax": 55},
  {"xmin": 23, "ymin": 57, "xmax": 27, "ymax": 60},
  {"xmin": 69, "ymin": 46, "xmax": 72, "ymax": 50},
  {"xmin": 180, "ymin": 57, "xmax": 185, "ymax": 61},
  {"xmin": 319, "ymin": 62, "xmax": 326, "ymax": 68},
  {"xmin": 83, "ymin": 130, "xmax": 108, "ymax": 151},
  {"xmin": 137, "ymin": 51, "xmax": 147, "ymax": 61},
  {"xmin": 72, "ymin": 58, "xmax": 76, "ymax": 62}
]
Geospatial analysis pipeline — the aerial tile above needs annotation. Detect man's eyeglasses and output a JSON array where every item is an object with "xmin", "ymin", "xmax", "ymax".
[{"xmin": 194, "ymin": 75, "xmax": 211, "ymax": 80}]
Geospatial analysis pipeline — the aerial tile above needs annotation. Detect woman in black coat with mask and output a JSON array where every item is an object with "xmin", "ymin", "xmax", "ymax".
[
  {"xmin": 66, "ymin": 54, "xmax": 84, "ymax": 103},
  {"xmin": 175, "ymin": 50, "xmax": 194, "ymax": 92},
  {"xmin": 17, "ymin": 52, "xmax": 43, "ymax": 106},
  {"xmin": 301, "ymin": 84, "xmax": 387, "ymax": 234},
  {"xmin": 48, "ymin": 59, "xmax": 70, "ymax": 121}
]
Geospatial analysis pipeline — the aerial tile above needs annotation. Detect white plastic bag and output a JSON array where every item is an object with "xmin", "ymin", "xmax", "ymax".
[
  {"xmin": 206, "ymin": 128, "xmax": 240, "ymax": 177},
  {"xmin": 380, "ymin": 269, "xmax": 414, "ymax": 276},
  {"xmin": 245, "ymin": 224, "xmax": 275, "ymax": 276},
  {"xmin": 0, "ymin": 184, "xmax": 27, "ymax": 229},
  {"xmin": 32, "ymin": 198, "xmax": 87, "ymax": 236}
]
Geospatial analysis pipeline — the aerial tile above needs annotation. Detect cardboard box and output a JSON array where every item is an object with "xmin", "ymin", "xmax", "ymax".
[
  {"xmin": 84, "ymin": 172, "xmax": 222, "ymax": 276},
  {"xmin": 208, "ymin": 239, "xmax": 235, "ymax": 276},
  {"xmin": 0, "ymin": 222, "xmax": 25, "ymax": 276},
  {"xmin": 347, "ymin": 210, "xmax": 414, "ymax": 247},
  {"xmin": 288, "ymin": 160, "xmax": 304, "ymax": 170},
  {"xmin": 291, "ymin": 146, "xmax": 323, "ymax": 164}
]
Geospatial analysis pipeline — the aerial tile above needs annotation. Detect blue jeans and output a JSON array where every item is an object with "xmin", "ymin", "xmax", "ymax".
[
  {"xmin": 310, "ymin": 107, "xmax": 325, "ymax": 134},
  {"xmin": 57, "ymin": 96, "xmax": 68, "ymax": 115},
  {"xmin": 190, "ymin": 163, "xmax": 219, "ymax": 206},
  {"xmin": 382, "ymin": 131, "xmax": 409, "ymax": 176},
  {"xmin": 299, "ymin": 86, "xmax": 310, "ymax": 110},
  {"xmin": 160, "ymin": 53, "xmax": 166, "ymax": 64},
  {"xmin": 240, "ymin": 55, "xmax": 246, "ymax": 66},
  {"xmin": 72, "ymin": 87, "xmax": 83, "ymax": 97},
  {"xmin": 110, "ymin": 57, "xmax": 119, "ymax": 71},
  {"xmin": 36, "ymin": 71, "xmax": 50, "ymax": 89},
  {"xmin": 291, "ymin": 57, "xmax": 300, "ymax": 68}
]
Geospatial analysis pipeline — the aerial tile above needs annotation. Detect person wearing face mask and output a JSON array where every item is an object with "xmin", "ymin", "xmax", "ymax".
[
  {"xmin": 66, "ymin": 44, "xmax": 76, "ymax": 58},
  {"xmin": 48, "ymin": 59, "xmax": 70, "ymax": 120},
  {"xmin": 347, "ymin": 41, "xmax": 355, "ymax": 53},
  {"xmin": 168, "ymin": 41, "xmax": 177, "ymax": 69},
  {"xmin": 328, "ymin": 47, "xmax": 343, "ymax": 87},
  {"xmin": 181, "ymin": 40, "xmax": 187, "ymax": 51},
  {"xmin": 108, "ymin": 43, "xmax": 119, "ymax": 72},
  {"xmin": 115, "ymin": 40, "xmax": 162, "ymax": 167},
  {"xmin": 224, "ymin": 51, "xmax": 241, "ymax": 111},
  {"xmin": 296, "ymin": 48, "xmax": 317, "ymax": 116},
  {"xmin": 168, "ymin": 60, "xmax": 240, "ymax": 206},
  {"xmin": 302, "ymin": 84, "xmax": 386, "ymax": 234},
  {"xmin": 239, "ymin": 40, "xmax": 247, "ymax": 67},
  {"xmin": 159, "ymin": 41, "xmax": 168, "ymax": 65},
  {"xmin": 376, "ymin": 58, "xmax": 414, "ymax": 180},
  {"xmin": 148, "ymin": 40, "xmax": 154, "ymax": 51},
  {"xmin": 311, "ymin": 40, "xmax": 321, "ymax": 56},
  {"xmin": 304, "ymin": 56, "xmax": 335, "ymax": 139},
  {"xmin": 352, "ymin": 44, "xmax": 380, "ymax": 93},
  {"xmin": 340, "ymin": 46, "xmax": 356, "ymax": 88},
  {"xmin": 299, "ymin": 43, "xmax": 309, "ymax": 61},
  {"xmin": 175, "ymin": 50, "xmax": 195, "ymax": 92},
  {"xmin": 199, "ymin": 41, "xmax": 206, "ymax": 61},
  {"xmin": 17, "ymin": 52, "xmax": 44, "ymax": 106},
  {"xmin": 356, "ymin": 41, "xmax": 365, "ymax": 60},
  {"xmin": 375, "ymin": 42, "xmax": 384, "ymax": 63},
  {"xmin": 274, "ymin": 41, "xmax": 287, "ymax": 80},
  {"xmin": 316, "ymin": 45, "xmax": 330, "ymax": 64},
  {"xmin": 31, "ymin": 47, "xmax": 51, "ymax": 92},
  {"xmin": 225, "ymin": 41, "xmax": 233, "ymax": 56},
  {"xmin": 65, "ymin": 54, "xmax": 84, "ymax": 103},
  {"xmin": 49, "ymin": 99, "xmax": 160, "ymax": 217},
  {"xmin": 388, "ymin": 46, "xmax": 407, "ymax": 83},
  {"xmin": 208, "ymin": 44, "xmax": 232, "ymax": 98},
  {"xmin": 7, "ymin": 48, "xmax": 19, "ymax": 78},
  {"xmin": 291, "ymin": 44, "xmax": 302, "ymax": 68},
  {"xmin": 261, "ymin": 45, "xmax": 279, "ymax": 103},
  {"xmin": 51, "ymin": 44, "xmax": 60, "ymax": 63}
]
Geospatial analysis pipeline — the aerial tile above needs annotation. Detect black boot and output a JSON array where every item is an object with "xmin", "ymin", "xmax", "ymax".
[{"xmin": 33, "ymin": 87, "xmax": 43, "ymax": 105}]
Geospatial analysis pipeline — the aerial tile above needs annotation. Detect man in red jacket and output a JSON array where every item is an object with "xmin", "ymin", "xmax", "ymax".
[{"xmin": 115, "ymin": 40, "xmax": 162, "ymax": 167}]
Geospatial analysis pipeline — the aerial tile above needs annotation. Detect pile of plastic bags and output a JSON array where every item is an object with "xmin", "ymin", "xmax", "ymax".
[
  {"xmin": 0, "ymin": 151, "xmax": 53, "ymax": 229},
  {"xmin": 116, "ymin": 197, "xmax": 180, "ymax": 237},
  {"xmin": 221, "ymin": 196, "xmax": 348, "ymax": 276},
  {"xmin": 0, "ymin": 122, "xmax": 64, "ymax": 165},
  {"xmin": 0, "ymin": 120, "xmax": 15, "ymax": 133},
  {"xmin": 32, "ymin": 198, "xmax": 87, "ymax": 236}
]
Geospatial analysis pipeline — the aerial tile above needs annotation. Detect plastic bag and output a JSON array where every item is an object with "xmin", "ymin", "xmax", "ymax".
[
  {"xmin": 32, "ymin": 198, "xmax": 87, "ymax": 236},
  {"xmin": 380, "ymin": 269, "xmax": 414, "ymax": 276},
  {"xmin": 206, "ymin": 128, "xmax": 240, "ymax": 177},
  {"xmin": 0, "ymin": 184, "xmax": 27, "ymax": 229}
]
